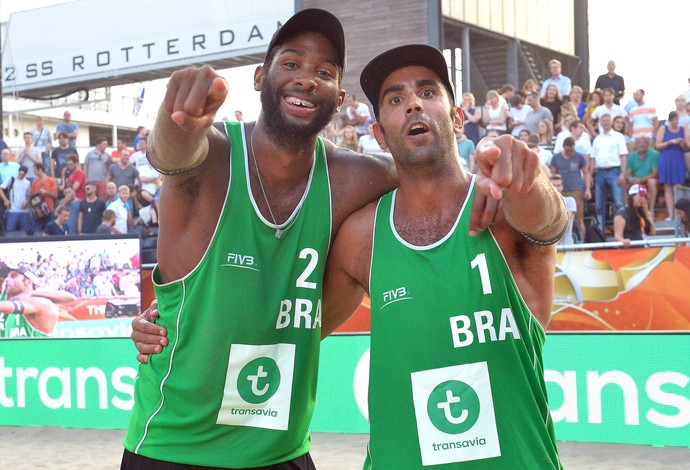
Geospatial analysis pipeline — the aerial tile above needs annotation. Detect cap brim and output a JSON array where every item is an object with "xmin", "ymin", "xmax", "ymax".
[
  {"xmin": 360, "ymin": 44, "xmax": 454, "ymax": 116},
  {"xmin": 266, "ymin": 8, "xmax": 345, "ymax": 69}
]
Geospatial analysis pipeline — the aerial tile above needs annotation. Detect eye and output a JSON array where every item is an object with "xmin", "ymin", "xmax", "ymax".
[
  {"xmin": 317, "ymin": 69, "xmax": 335, "ymax": 79},
  {"xmin": 389, "ymin": 96, "xmax": 403, "ymax": 105},
  {"xmin": 421, "ymin": 89, "xmax": 435, "ymax": 99}
]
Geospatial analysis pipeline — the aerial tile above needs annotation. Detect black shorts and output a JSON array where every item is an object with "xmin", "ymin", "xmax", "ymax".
[{"xmin": 121, "ymin": 449, "xmax": 316, "ymax": 470}]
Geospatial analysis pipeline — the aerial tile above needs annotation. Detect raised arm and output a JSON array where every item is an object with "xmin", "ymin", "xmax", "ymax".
[{"xmin": 147, "ymin": 65, "xmax": 229, "ymax": 175}]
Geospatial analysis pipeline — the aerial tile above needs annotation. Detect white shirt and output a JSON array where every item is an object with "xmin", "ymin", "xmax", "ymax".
[
  {"xmin": 346, "ymin": 102, "xmax": 371, "ymax": 135},
  {"xmin": 107, "ymin": 199, "xmax": 129, "ymax": 234},
  {"xmin": 592, "ymin": 130, "xmax": 628, "ymax": 168},
  {"xmin": 359, "ymin": 135, "xmax": 382, "ymax": 154},
  {"xmin": 553, "ymin": 132, "xmax": 593, "ymax": 157},
  {"xmin": 509, "ymin": 105, "xmax": 532, "ymax": 137},
  {"xmin": 591, "ymin": 104, "xmax": 627, "ymax": 133}
]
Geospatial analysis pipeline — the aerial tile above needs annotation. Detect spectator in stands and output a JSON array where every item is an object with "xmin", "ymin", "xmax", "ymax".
[
  {"xmin": 337, "ymin": 125, "xmax": 359, "ymax": 151},
  {"xmin": 627, "ymin": 89, "xmax": 659, "ymax": 144},
  {"xmin": 455, "ymin": 125, "xmax": 475, "ymax": 173},
  {"xmin": 111, "ymin": 138, "xmax": 133, "ymax": 164},
  {"xmin": 83, "ymin": 136, "xmax": 112, "ymax": 199},
  {"xmin": 107, "ymin": 185, "xmax": 131, "ymax": 234},
  {"xmin": 625, "ymin": 135, "xmax": 659, "ymax": 210},
  {"xmin": 568, "ymin": 120, "xmax": 593, "ymax": 161},
  {"xmin": 508, "ymin": 93, "xmax": 531, "ymax": 138},
  {"xmin": 358, "ymin": 120, "xmax": 381, "ymax": 154},
  {"xmin": 0, "ymin": 148, "xmax": 19, "ymax": 184},
  {"xmin": 30, "ymin": 116, "xmax": 52, "ymax": 170},
  {"xmin": 522, "ymin": 78, "xmax": 539, "ymax": 96},
  {"xmin": 613, "ymin": 115, "xmax": 633, "ymax": 153},
  {"xmin": 583, "ymin": 89, "xmax": 603, "ymax": 131},
  {"xmin": 551, "ymin": 137, "xmax": 591, "ymax": 236},
  {"xmin": 541, "ymin": 84, "xmax": 564, "ymax": 132},
  {"xmin": 538, "ymin": 119, "xmax": 555, "ymax": 152},
  {"xmin": 56, "ymin": 186, "xmax": 80, "ymax": 234},
  {"xmin": 78, "ymin": 182, "xmax": 106, "ymax": 235},
  {"xmin": 524, "ymin": 91, "xmax": 554, "ymax": 134},
  {"xmin": 234, "ymin": 110, "xmax": 243, "ymax": 122},
  {"xmin": 65, "ymin": 155, "xmax": 86, "ymax": 200},
  {"xmin": 527, "ymin": 134, "xmax": 552, "ymax": 168},
  {"xmin": 29, "ymin": 163, "xmax": 58, "ymax": 235},
  {"xmin": 675, "ymin": 198, "xmax": 690, "ymax": 237},
  {"xmin": 541, "ymin": 59, "xmax": 571, "ymax": 99},
  {"xmin": 613, "ymin": 184, "xmax": 655, "ymax": 247},
  {"xmin": 673, "ymin": 95, "xmax": 690, "ymax": 129},
  {"xmin": 594, "ymin": 60, "xmax": 625, "ymax": 104},
  {"xmin": 656, "ymin": 111, "xmax": 689, "ymax": 220},
  {"xmin": 460, "ymin": 92, "xmax": 482, "ymax": 145},
  {"xmin": 592, "ymin": 113, "xmax": 628, "ymax": 230},
  {"xmin": 17, "ymin": 132, "xmax": 42, "ymax": 182},
  {"xmin": 550, "ymin": 173, "xmax": 577, "ymax": 245},
  {"xmin": 569, "ymin": 85, "xmax": 587, "ymax": 119},
  {"xmin": 517, "ymin": 128, "xmax": 531, "ymax": 143},
  {"xmin": 51, "ymin": 132, "xmax": 78, "ymax": 184},
  {"xmin": 590, "ymin": 88, "xmax": 627, "ymax": 135},
  {"xmin": 56, "ymin": 110, "xmax": 79, "ymax": 148},
  {"xmin": 132, "ymin": 126, "xmax": 147, "ymax": 153},
  {"xmin": 103, "ymin": 181, "xmax": 118, "ymax": 207},
  {"xmin": 499, "ymin": 84, "xmax": 514, "ymax": 109},
  {"xmin": 43, "ymin": 205, "xmax": 70, "ymax": 236},
  {"xmin": 483, "ymin": 90, "xmax": 507, "ymax": 134},
  {"xmin": 345, "ymin": 94, "xmax": 371, "ymax": 139},
  {"xmin": 552, "ymin": 113, "xmax": 577, "ymax": 153},
  {"xmin": 135, "ymin": 154, "xmax": 161, "ymax": 207},
  {"xmin": 95, "ymin": 209, "xmax": 117, "ymax": 234},
  {"xmin": 107, "ymin": 150, "xmax": 138, "ymax": 187},
  {"xmin": 130, "ymin": 137, "xmax": 148, "ymax": 168},
  {"xmin": 0, "ymin": 165, "xmax": 31, "ymax": 235}
]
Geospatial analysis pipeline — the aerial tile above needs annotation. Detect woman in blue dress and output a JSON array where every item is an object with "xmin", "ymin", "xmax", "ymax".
[{"xmin": 656, "ymin": 111, "xmax": 689, "ymax": 220}]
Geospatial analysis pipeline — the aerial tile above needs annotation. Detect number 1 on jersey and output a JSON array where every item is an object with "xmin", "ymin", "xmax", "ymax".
[{"xmin": 471, "ymin": 253, "xmax": 492, "ymax": 295}]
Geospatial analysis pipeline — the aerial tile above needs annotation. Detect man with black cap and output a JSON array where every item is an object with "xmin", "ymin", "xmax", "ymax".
[
  {"xmin": 0, "ymin": 265, "xmax": 60, "ymax": 337},
  {"xmin": 322, "ymin": 44, "xmax": 566, "ymax": 468},
  {"xmin": 122, "ymin": 8, "xmax": 397, "ymax": 469}
]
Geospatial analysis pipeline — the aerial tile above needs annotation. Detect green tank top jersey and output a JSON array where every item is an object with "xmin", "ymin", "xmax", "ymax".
[
  {"xmin": 1, "ymin": 313, "xmax": 49, "ymax": 338},
  {"xmin": 124, "ymin": 122, "xmax": 332, "ymax": 467},
  {"xmin": 366, "ymin": 180, "xmax": 562, "ymax": 469}
]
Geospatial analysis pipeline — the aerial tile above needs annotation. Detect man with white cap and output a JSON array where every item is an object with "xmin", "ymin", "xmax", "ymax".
[{"xmin": 613, "ymin": 184, "xmax": 656, "ymax": 246}]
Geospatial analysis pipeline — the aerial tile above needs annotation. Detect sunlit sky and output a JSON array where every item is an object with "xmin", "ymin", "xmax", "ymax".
[{"xmin": 1, "ymin": 0, "xmax": 688, "ymax": 122}]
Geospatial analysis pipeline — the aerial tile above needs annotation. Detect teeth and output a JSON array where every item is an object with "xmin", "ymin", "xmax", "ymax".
[
  {"xmin": 286, "ymin": 97, "xmax": 314, "ymax": 108},
  {"xmin": 411, "ymin": 124, "xmax": 425, "ymax": 131}
]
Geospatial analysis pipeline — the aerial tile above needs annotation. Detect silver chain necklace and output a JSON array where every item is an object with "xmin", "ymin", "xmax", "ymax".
[{"xmin": 250, "ymin": 126, "xmax": 283, "ymax": 238}]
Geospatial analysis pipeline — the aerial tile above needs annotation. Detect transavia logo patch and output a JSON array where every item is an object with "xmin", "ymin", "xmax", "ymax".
[
  {"xmin": 217, "ymin": 343, "xmax": 295, "ymax": 431},
  {"xmin": 410, "ymin": 362, "xmax": 500, "ymax": 466}
]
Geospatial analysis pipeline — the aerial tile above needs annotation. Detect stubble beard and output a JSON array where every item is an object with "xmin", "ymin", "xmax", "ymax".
[{"xmin": 260, "ymin": 78, "xmax": 340, "ymax": 149}]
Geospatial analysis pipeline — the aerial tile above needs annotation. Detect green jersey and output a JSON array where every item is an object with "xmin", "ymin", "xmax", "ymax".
[
  {"xmin": 1, "ymin": 312, "xmax": 49, "ymax": 338},
  {"xmin": 125, "ymin": 122, "xmax": 331, "ymax": 467},
  {"xmin": 366, "ymin": 181, "xmax": 562, "ymax": 469}
]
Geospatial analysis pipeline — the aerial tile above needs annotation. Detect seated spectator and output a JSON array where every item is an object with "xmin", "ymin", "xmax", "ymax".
[
  {"xmin": 625, "ymin": 136, "xmax": 659, "ymax": 210},
  {"xmin": 455, "ymin": 125, "xmax": 475, "ymax": 173},
  {"xmin": 569, "ymin": 85, "xmax": 587, "ymax": 119},
  {"xmin": 675, "ymin": 198, "xmax": 690, "ymax": 237},
  {"xmin": 135, "ymin": 156, "xmax": 161, "ymax": 205},
  {"xmin": 550, "ymin": 137, "xmax": 591, "ymax": 236},
  {"xmin": 43, "ymin": 206, "xmax": 71, "ymax": 236},
  {"xmin": 358, "ymin": 119, "xmax": 381, "ymax": 154},
  {"xmin": 508, "ymin": 94, "xmax": 532, "ymax": 138},
  {"xmin": 517, "ymin": 129, "xmax": 531, "ymax": 143},
  {"xmin": 614, "ymin": 184, "xmax": 656, "ymax": 246},
  {"xmin": 550, "ymin": 174, "xmax": 578, "ymax": 245},
  {"xmin": 522, "ymin": 78, "xmax": 539, "ymax": 96},
  {"xmin": 337, "ymin": 125, "xmax": 359, "ymax": 151},
  {"xmin": 96, "ymin": 209, "xmax": 117, "ymax": 234},
  {"xmin": 527, "ymin": 134, "xmax": 552, "ymax": 169},
  {"xmin": 538, "ymin": 119, "xmax": 555, "ymax": 152},
  {"xmin": 552, "ymin": 113, "xmax": 577, "ymax": 153}
]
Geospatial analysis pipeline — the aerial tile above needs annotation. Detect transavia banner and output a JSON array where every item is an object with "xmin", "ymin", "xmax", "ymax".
[{"xmin": 0, "ymin": 335, "xmax": 688, "ymax": 448}]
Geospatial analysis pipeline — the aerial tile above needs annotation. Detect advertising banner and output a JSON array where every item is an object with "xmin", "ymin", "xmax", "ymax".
[{"xmin": 1, "ymin": 335, "xmax": 688, "ymax": 449}]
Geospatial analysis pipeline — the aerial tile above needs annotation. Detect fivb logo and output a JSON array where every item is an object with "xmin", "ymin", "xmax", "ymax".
[
  {"xmin": 217, "ymin": 343, "xmax": 295, "ymax": 430},
  {"xmin": 222, "ymin": 252, "xmax": 259, "ymax": 272},
  {"xmin": 411, "ymin": 362, "xmax": 500, "ymax": 465},
  {"xmin": 381, "ymin": 286, "xmax": 413, "ymax": 309}
]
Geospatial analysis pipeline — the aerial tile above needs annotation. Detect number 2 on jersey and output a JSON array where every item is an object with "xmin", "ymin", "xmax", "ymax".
[
  {"xmin": 296, "ymin": 248, "xmax": 318, "ymax": 289},
  {"xmin": 471, "ymin": 253, "xmax": 492, "ymax": 295}
]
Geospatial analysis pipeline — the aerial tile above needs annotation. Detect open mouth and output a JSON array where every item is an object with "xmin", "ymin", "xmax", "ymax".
[
  {"xmin": 285, "ymin": 96, "xmax": 315, "ymax": 109},
  {"xmin": 408, "ymin": 123, "xmax": 430, "ymax": 136}
]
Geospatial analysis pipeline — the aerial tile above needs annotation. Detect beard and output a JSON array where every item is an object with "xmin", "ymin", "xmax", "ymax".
[
  {"xmin": 382, "ymin": 113, "xmax": 457, "ymax": 170},
  {"xmin": 260, "ymin": 77, "xmax": 340, "ymax": 146}
]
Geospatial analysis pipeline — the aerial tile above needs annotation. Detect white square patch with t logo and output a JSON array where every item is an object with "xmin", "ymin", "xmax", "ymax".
[
  {"xmin": 217, "ymin": 343, "xmax": 295, "ymax": 430},
  {"xmin": 410, "ymin": 361, "xmax": 500, "ymax": 466}
]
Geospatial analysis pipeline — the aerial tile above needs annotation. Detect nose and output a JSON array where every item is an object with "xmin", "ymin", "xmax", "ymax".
[
  {"xmin": 406, "ymin": 94, "xmax": 423, "ymax": 114},
  {"xmin": 295, "ymin": 67, "xmax": 318, "ymax": 91}
]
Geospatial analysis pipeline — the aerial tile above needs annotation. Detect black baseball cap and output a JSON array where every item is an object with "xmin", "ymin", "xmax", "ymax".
[
  {"xmin": 0, "ymin": 264, "xmax": 39, "ymax": 285},
  {"xmin": 360, "ymin": 44, "xmax": 455, "ymax": 118},
  {"xmin": 265, "ymin": 8, "xmax": 345, "ymax": 70}
]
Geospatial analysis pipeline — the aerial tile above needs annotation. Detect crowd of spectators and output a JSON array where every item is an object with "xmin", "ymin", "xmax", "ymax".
[
  {"xmin": 456, "ymin": 60, "xmax": 690, "ymax": 243},
  {"xmin": 0, "ymin": 115, "xmax": 160, "ymax": 238}
]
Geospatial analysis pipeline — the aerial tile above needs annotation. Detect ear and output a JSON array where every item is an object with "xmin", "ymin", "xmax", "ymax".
[
  {"xmin": 335, "ymin": 89, "xmax": 346, "ymax": 113},
  {"xmin": 254, "ymin": 65, "xmax": 265, "ymax": 91},
  {"xmin": 372, "ymin": 122, "xmax": 388, "ymax": 151},
  {"xmin": 453, "ymin": 106, "xmax": 464, "ymax": 132}
]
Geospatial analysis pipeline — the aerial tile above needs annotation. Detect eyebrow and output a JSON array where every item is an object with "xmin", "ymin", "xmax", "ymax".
[
  {"xmin": 277, "ymin": 48, "xmax": 339, "ymax": 69},
  {"xmin": 381, "ymin": 78, "xmax": 442, "ymax": 101}
]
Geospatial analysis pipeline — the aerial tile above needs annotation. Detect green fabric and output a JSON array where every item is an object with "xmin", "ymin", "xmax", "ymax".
[
  {"xmin": 125, "ymin": 121, "xmax": 331, "ymax": 467},
  {"xmin": 627, "ymin": 149, "xmax": 659, "ymax": 178},
  {"xmin": 366, "ymin": 181, "xmax": 561, "ymax": 469},
  {"xmin": 1, "ymin": 312, "xmax": 49, "ymax": 337}
]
